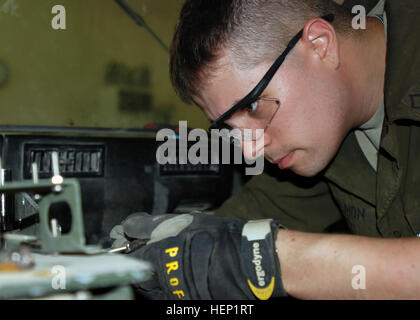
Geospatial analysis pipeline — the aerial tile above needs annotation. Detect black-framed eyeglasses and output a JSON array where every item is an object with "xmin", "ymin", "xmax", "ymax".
[{"xmin": 209, "ymin": 14, "xmax": 335, "ymax": 132}]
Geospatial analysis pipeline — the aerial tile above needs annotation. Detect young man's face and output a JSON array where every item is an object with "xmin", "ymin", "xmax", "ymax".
[{"xmin": 195, "ymin": 43, "xmax": 354, "ymax": 177}]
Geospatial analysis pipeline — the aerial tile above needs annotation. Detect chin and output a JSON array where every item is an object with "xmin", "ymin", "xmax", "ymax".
[
  {"xmin": 289, "ymin": 155, "xmax": 329, "ymax": 178},
  {"xmin": 290, "ymin": 166, "xmax": 320, "ymax": 178}
]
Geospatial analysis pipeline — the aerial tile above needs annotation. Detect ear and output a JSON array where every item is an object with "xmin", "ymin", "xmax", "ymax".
[{"xmin": 301, "ymin": 17, "xmax": 340, "ymax": 69}]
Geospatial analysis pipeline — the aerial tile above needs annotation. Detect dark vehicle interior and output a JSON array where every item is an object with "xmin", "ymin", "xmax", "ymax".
[{"xmin": 0, "ymin": 0, "xmax": 251, "ymax": 299}]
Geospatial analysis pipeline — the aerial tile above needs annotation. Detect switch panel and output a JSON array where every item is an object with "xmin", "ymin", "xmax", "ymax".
[{"xmin": 23, "ymin": 144, "xmax": 105, "ymax": 179}]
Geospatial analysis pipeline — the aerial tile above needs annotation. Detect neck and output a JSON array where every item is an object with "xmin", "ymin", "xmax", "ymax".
[{"xmin": 344, "ymin": 17, "xmax": 387, "ymax": 127}]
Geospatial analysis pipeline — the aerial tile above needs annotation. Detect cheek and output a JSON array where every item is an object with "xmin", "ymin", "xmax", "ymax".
[
  {"xmin": 286, "ymin": 73, "xmax": 348, "ymax": 145},
  {"xmin": 269, "ymin": 90, "xmax": 348, "ymax": 170},
  {"xmin": 297, "ymin": 106, "xmax": 348, "ymax": 164},
  {"xmin": 269, "ymin": 62, "xmax": 351, "ymax": 154}
]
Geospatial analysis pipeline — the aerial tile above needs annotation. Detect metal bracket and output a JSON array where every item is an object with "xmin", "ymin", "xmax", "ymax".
[{"xmin": 0, "ymin": 179, "xmax": 101, "ymax": 254}]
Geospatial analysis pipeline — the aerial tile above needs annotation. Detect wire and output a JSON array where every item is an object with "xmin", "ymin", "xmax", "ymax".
[{"xmin": 114, "ymin": 0, "xmax": 169, "ymax": 53}]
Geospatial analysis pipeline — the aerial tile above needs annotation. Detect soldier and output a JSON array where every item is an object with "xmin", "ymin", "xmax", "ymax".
[{"xmin": 112, "ymin": 0, "xmax": 420, "ymax": 299}]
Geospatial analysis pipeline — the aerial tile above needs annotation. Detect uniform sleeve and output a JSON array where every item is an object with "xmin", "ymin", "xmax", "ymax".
[{"xmin": 214, "ymin": 165, "xmax": 343, "ymax": 233}]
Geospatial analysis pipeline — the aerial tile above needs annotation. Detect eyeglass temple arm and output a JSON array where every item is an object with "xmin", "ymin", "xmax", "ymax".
[{"xmin": 239, "ymin": 14, "xmax": 334, "ymax": 101}]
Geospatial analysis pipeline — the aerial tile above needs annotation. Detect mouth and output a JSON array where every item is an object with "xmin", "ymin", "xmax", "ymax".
[{"xmin": 274, "ymin": 151, "xmax": 296, "ymax": 170}]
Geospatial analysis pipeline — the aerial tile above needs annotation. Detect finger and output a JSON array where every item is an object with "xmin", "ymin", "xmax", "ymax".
[
  {"xmin": 110, "ymin": 238, "xmax": 128, "ymax": 250},
  {"xmin": 123, "ymin": 213, "xmax": 193, "ymax": 243},
  {"xmin": 123, "ymin": 212, "xmax": 172, "ymax": 239},
  {"xmin": 109, "ymin": 224, "xmax": 125, "ymax": 240}
]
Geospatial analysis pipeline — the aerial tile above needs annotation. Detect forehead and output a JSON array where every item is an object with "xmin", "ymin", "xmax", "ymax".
[{"xmin": 193, "ymin": 53, "xmax": 272, "ymax": 121}]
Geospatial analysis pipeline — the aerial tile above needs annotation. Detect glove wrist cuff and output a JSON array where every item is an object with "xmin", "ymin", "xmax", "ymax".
[{"xmin": 241, "ymin": 219, "xmax": 287, "ymax": 300}]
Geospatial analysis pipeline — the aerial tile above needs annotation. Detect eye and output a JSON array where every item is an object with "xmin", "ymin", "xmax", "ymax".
[{"xmin": 249, "ymin": 101, "xmax": 259, "ymax": 112}]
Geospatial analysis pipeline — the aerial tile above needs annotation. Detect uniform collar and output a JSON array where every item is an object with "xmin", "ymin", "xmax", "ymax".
[
  {"xmin": 383, "ymin": 0, "xmax": 420, "ymax": 123},
  {"xmin": 324, "ymin": 132, "xmax": 376, "ymax": 206}
]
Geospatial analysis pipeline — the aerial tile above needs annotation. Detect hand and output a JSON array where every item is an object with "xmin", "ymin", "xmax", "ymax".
[{"xmin": 111, "ymin": 211, "xmax": 287, "ymax": 300}]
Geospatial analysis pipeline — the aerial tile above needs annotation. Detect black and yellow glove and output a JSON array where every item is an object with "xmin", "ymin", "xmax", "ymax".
[{"xmin": 110, "ymin": 212, "xmax": 287, "ymax": 300}]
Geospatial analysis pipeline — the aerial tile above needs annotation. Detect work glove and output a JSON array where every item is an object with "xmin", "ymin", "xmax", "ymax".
[{"xmin": 110, "ymin": 212, "xmax": 288, "ymax": 300}]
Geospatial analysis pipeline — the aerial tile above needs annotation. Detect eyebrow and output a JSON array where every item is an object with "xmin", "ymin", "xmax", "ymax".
[
  {"xmin": 213, "ymin": 98, "xmax": 242, "ymax": 121},
  {"xmin": 204, "ymin": 98, "xmax": 242, "ymax": 122}
]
